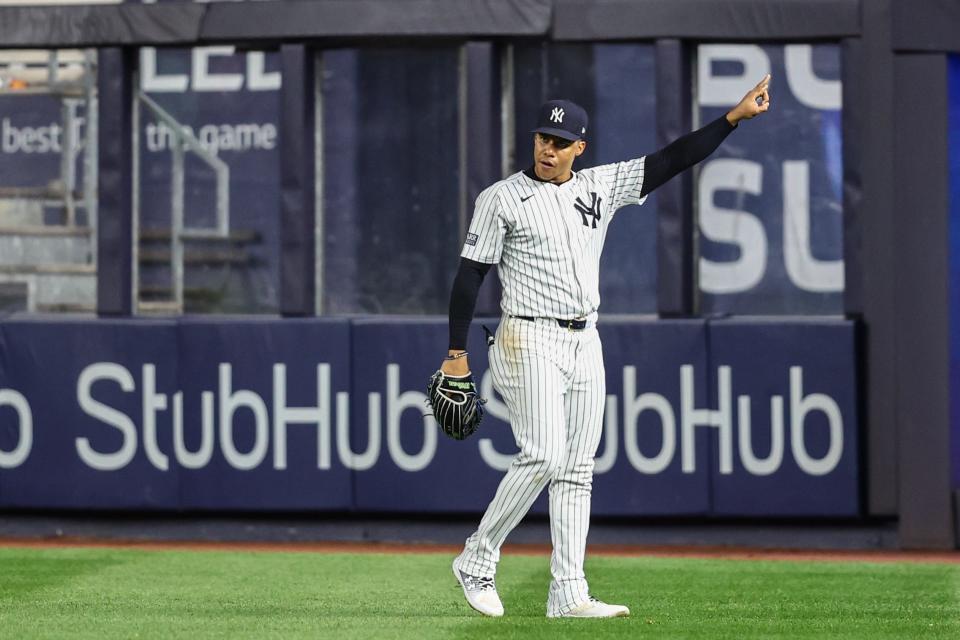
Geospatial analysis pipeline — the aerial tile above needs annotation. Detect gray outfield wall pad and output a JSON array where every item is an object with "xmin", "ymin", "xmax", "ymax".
[{"xmin": 0, "ymin": 316, "xmax": 857, "ymax": 517}]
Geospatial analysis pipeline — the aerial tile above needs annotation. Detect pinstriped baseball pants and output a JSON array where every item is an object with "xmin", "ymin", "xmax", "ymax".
[{"xmin": 454, "ymin": 315, "xmax": 606, "ymax": 616}]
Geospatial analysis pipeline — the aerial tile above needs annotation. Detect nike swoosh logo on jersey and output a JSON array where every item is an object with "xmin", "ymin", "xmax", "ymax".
[{"xmin": 520, "ymin": 194, "xmax": 535, "ymax": 203}]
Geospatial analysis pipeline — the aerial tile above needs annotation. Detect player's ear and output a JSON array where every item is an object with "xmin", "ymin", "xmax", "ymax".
[{"xmin": 575, "ymin": 140, "xmax": 587, "ymax": 156}]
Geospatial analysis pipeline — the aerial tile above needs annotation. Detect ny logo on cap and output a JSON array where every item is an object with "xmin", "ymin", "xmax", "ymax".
[{"xmin": 550, "ymin": 107, "xmax": 565, "ymax": 123}]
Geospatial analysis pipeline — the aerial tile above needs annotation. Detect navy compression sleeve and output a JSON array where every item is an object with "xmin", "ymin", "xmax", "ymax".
[
  {"xmin": 640, "ymin": 115, "xmax": 736, "ymax": 198},
  {"xmin": 448, "ymin": 257, "xmax": 492, "ymax": 350}
]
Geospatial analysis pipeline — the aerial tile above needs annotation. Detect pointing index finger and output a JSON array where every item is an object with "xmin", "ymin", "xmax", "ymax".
[{"xmin": 755, "ymin": 73, "xmax": 771, "ymax": 91}]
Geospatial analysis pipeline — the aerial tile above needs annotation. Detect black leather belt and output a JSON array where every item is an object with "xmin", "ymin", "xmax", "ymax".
[{"xmin": 513, "ymin": 315, "xmax": 589, "ymax": 330}]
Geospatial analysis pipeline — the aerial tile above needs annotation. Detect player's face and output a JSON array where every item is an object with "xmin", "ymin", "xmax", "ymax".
[{"xmin": 533, "ymin": 133, "xmax": 586, "ymax": 183}]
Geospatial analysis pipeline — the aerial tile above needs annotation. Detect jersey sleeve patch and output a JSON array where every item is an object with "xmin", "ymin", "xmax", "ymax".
[{"xmin": 461, "ymin": 183, "xmax": 507, "ymax": 263}]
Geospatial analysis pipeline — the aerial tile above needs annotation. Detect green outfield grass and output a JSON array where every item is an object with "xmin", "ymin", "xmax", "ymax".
[{"xmin": 0, "ymin": 546, "xmax": 957, "ymax": 639}]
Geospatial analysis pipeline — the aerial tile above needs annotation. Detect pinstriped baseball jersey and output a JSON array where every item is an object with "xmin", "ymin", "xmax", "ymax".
[
  {"xmin": 460, "ymin": 157, "xmax": 648, "ymax": 319},
  {"xmin": 453, "ymin": 97, "xmax": 747, "ymax": 618}
]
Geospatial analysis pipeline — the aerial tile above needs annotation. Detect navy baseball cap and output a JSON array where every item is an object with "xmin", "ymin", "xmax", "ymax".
[{"xmin": 531, "ymin": 99, "xmax": 588, "ymax": 142}]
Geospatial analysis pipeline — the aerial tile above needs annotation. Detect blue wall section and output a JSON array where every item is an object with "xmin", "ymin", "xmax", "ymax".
[
  {"xmin": 174, "ymin": 319, "xmax": 352, "ymax": 510},
  {"xmin": 949, "ymin": 54, "xmax": 960, "ymax": 490},
  {"xmin": 698, "ymin": 44, "xmax": 844, "ymax": 315},
  {"xmin": 594, "ymin": 320, "xmax": 711, "ymax": 515},
  {"xmin": 0, "ymin": 317, "xmax": 353, "ymax": 510},
  {"xmin": 0, "ymin": 318, "xmax": 180, "ymax": 508},
  {"xmin": 348, "ymin": 318, "xmax": 511, "ymax": 514},
  {"xmin": 708, "ymin": 320, "xmax": 859, "ymax": 515},
  {"xmin": 0, "ymin": 317, "xmax": 859, "ymax": 516}
]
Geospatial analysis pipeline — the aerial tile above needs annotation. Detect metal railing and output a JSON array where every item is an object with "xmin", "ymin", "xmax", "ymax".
[
  {"xmin": 0, "ymin": 48, "xmax": 99, "ymax": 314},
  {"xmin": 134, "ymin": 91, "xmax": 231, "ymax": 313},
  {"xmin": 0, "ymin": 48, "xmax": 98, "ymax": 233}
]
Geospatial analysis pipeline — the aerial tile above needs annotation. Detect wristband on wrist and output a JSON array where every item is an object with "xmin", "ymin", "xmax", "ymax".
[{"xmin": 444, "ymin": 351, "xmax": 469, "ymax": 361}]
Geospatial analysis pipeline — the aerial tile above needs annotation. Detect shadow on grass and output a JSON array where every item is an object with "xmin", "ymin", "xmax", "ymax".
[{"xmin": 0, "ymin": 552, "xmax": 123, "ymax": 602}]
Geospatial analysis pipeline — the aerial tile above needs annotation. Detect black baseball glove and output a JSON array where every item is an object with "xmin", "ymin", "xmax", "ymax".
[{"xmin": 427, "ymin": 370, "xmax": 486, "ymax": 440}]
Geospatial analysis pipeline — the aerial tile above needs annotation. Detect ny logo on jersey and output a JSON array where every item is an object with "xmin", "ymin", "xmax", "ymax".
[
  {"xmin": 573, "ymin": 192, "xmax": 602, "ymax": 229},
  {"xmin": 550, "ymin": 107, "xmax": 565, "ymax": 123}
]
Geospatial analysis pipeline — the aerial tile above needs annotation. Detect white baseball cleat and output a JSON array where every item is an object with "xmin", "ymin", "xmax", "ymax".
[
  {"xmin": 452, "ymin": 562, "xmax": 504, "ymax": 617},
  {"xmin": 548, "ymin": 597, "xmax": 630, "ymax": 618}
]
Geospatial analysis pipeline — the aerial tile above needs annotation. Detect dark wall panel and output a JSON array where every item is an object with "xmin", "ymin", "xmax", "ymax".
[
  {"xmin": 554, "ymin": 0, "xmax": 860, "ymax": 41},
  {"xmin": 859, "ymin": 0, "xmax": 899, "ymax": 517},
  {"xmin": 893, "ymin": 53, "xmax": 954, "ymax": 549},
  {"xmin": 841, "ymin": 37, "xmax": 864, "ymax": 315},
  {"xmin": 0, "ymin": 0, "xmax": 550, "ymax": 48},
  {"xmin": 202, "ymin": 0, "xmax": 552, "ymax": 40},
  {"xmin": 464, "ymin": 42, "xmax": 504, "ymax": 317},
  {"xmin": 655, "ymin": 39, "xmax": 694, "ymax": 315},
  {"xmin": 97, "ymin": 48, "xmax": 134, "ymax": 316},
  {"xmin": 892, "ymin": 0, "xmax": 960, "ymax": 53},
  {"xmin": 0, "ymin": 4, "xmax": 203, "ymax": 48},
  {"xmin": 279, "ymin": 44, "xmax": 316, "ymax": 316}
]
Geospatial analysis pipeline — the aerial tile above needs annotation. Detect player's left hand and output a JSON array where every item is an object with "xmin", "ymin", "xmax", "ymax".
[
  {"xmin": 726, "ymin": 74, "xmax": 771, "ymax": 125},
  {"xmin": 427, "ymin": 369, "xmax": 486, "ymax": 440}
]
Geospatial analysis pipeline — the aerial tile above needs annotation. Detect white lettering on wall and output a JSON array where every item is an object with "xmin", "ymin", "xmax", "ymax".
[
  {"xmin": 140, "ymin": 47, "xmax": 189, "ymax": 93},
  {"xmin": 784, "ymin": 45, "xmax": 842, "ymax": 110},
  {"xmin": 336, "ymin": 390, "xmax": 380, "ymax": 471},
  {"xmin": 385, "ymin": 364, "xmax": 436, "ymax": 472},
  {"xmin": 192, "ymin": 47, "xmax": 245, "ymax": 92},
  {"xmin": 140, "ymin": 46, "xmax": 282, "ymax": 93},
  {"xmin": 0, "ymin": 389, "xmax": 32, "ymax": 469},
  {"xmin": 61, "ymin": 362, "xmax": 845, "ymax": 478},
  {"xmin": 76, "ymin": 363, "xmax": 138, "ymax": 471},
  {"xmin": 623, "ymin": 366, "xmax": 676, "ymax": 474},
  {"xmin": 783, "ymin": 160, "xmax": 844, "ymax": 292},
  {"xmin": 698, "ymin": 159, "xmax": 768, "ymax": 294},
  {"xmin": 172, "ymin": 390, "xmax": 215, "ymax": 469},
  {"xmin": 1, "ymin": 118, "xmax": 64, "ymax": 154},
  {"xmin": 698, "ymin": 45, "xmax": 771, "ymax": 106},
  {"xmin": 246, "ymin": 51, "xmax": 282, "ymax": 91},
  {"xmin": 218, "ymin": 363, "xmax": 269, "ymax": 471},
  {"xmin": 737, "ymin": 395, "xmax": 785, "ymax": 476},
  {"xmin": 272, "ymin": 363, "xmax": 331, "ymax": 470},
  {"xmin": 790, "ymin": 366, "xmax": 843, "ymax": 475},
  {"xmin": 142, "ymin": 364, "xmax": 170, "ymax": 471},
  {"xmin": 681, "ymin": 365, "xmax": 734, "ymax": 474},
  {"xmin": 697, "ymin": 43, "xmax": 844, "ymax": 297}
]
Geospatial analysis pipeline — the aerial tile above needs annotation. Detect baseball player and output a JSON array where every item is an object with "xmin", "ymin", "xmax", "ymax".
[{"xmin": 444, "ymin": 75, "xmax": 771, "ymax": 618}]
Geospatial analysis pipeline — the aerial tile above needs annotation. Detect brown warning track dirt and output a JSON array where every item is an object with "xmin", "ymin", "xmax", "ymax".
[{"xmin": 0, "ymin": 537, "xmax": 958, "ymax": 564}]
